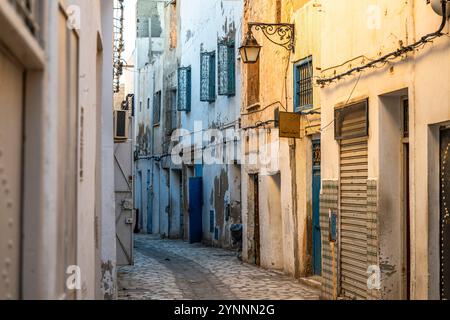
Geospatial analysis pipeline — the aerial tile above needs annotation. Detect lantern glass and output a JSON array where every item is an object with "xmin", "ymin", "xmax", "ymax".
[
  {"xmin": 240, "ymin": 45, "xmax": 261, "ymax": 64},
  {"xmin": 239, "ymin": 33, "xmax": 261, "ymax": 64}
]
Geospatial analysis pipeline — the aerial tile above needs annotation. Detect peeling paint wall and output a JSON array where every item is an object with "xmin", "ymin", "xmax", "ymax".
[
  {"xmin": 134, "ymin": 0, "xmax": 168, "ymax": 235},
  {"xmin": 240, "ymin": 0, "xmax": 322, "ymax": 278},
  {"xmin": 177, "ymin": 0, "xmax": 243, "ymax": 248}
]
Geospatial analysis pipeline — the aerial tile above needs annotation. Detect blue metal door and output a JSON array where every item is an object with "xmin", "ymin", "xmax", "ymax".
[
  {"xmin": 189, "ymin": 177, "xmax": 203, "ymax": 243},
  {"xmin": 312, "ymin": 141, "xmax": 322, "ymax": 275}
]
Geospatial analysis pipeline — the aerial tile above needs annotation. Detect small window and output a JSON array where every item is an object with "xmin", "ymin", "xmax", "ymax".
[
  {"xmin": 334, "ymin": 100, "xmax": 369, "ymax": 140},
  {"xmin": 218, "ymin": 41, "xmax": 236, "ymax": 96},
  {"xmin": 294, "ymin": 56, "xmax": 313, "ymax": 112},
  {"xmin": 403, "ymin": 98, "xmax": 409, "ymax": 138},
  {"xmin": 178, "ymin": 66, "xmax": 191, "ymax": 112},
  {"xmin": 147, "ymin": 97, "xmax": 150, "ymax": 109},
  {"xmin": 166, "ymin": 89, "xmax": 178, "ymax": 133},
  {"xmin": 153, "ymin": 91, "xmax": 161, "ymax": 125},
  {"xmin": 200, "ymin": 51, "xmax": 216, "ymax": 102}
]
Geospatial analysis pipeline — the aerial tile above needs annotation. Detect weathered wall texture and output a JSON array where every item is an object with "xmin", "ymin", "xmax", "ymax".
[
  {"xmin": 134, "ymin": 0, "xmax": 243, "ymax": 248},
  {"xmin": 134, "ymin": 0, "xmax": 168, "ymax": 236},
  {"xmin": 319, "ymin": 0, "xmax": 450, "ymax": 299},
  {"xmin": 177, "ymin": 0, "xmax": 243, "ymax": 248},
  {"xmin": 240, "ymin": 0, "xmax": 322, "ymax": 278}
]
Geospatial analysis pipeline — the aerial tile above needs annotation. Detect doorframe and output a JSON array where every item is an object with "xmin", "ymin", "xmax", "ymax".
[
  {"xmin": 248, "ymin": 173, "xmax": 261, "ymax": 266},
  {"xmin": 439, "ymin": 126, "xmax": 450, "ymax": 300},
  {"xmin": 312, "ymin": 138, "xmax": 322, "ymax": 276},
  {"xmin": 401, "ymin": 97, "xmax": 411, "ymax": 300}
]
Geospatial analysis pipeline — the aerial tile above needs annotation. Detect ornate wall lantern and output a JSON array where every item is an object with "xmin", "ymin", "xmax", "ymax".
[{"xmin": 239, "ymin": 23, "xmax": 295, "ymax": 64}]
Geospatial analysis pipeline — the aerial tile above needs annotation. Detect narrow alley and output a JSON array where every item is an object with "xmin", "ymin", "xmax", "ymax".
[
  {"xmin": 2, "ymin": 0, "xmax": 450, "ymax": 307},
  {"xmin": 118, "ymin": 235, "xmax": 319, "ymax": 300}
]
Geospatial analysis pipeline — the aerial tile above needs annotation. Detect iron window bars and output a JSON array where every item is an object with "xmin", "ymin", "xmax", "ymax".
[
  {"xmin": 294, "ymin": 56, "xmax": 313, "ymax": 112},
  {"xmin": 218, "ymin": 41, "xmax": 236, "ymax": 96},
  {"xmin": 200, "ymin": 51, "xmax": 216, "ymax": 102},
  {"xmin": 178, "ymin": 66, "xmax": 191, "ymax": 112}
]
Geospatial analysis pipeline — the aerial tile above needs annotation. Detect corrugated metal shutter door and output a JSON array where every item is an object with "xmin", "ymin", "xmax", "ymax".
[{"xmin": 339, "ymin": 113, "xmax": 368, "ymax": 300}]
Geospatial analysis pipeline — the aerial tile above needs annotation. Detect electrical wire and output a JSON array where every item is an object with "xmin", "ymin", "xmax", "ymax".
[
  {"xmin": 317, "ymin": 0, "xmax": 449, "ymax": 86},
  {"xmin": 320, "ymin": 71, "xmax": 363, "ymax": 133}
]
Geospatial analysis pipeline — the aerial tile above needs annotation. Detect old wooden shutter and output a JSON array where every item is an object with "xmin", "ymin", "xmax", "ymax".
[
  {"xmin": 178, "ymin": 66, "xmax": 191, "ymax": 112},
  {"xmin": 200, "ymin": 51, "xmax": 216, "ymax": 102},
  {"xmin": 336, "ymin": 100, "xmax": 369, "ymax": 300},
  {"xmin": 218, "ymin": 41, "xmax": 235, "ymax": 96}
]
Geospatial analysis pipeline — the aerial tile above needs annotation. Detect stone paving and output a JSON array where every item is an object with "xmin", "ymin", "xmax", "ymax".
[{"xmin": 118, "ymin": 234, "xmax": 320, "ymax": 300}]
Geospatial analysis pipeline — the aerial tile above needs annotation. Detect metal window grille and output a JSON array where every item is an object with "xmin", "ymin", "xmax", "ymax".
[
  {"xmin": 200, "ymin": 51, "xmax": 216, "ymax": 102},
  {"xmin": 218, "ymin": 41, "xmax": 236, "ymax": 96},
  {"xmin": 178, "ymin": 66, "xmax": 191, "ymax": 112},
  {"xmin": 294, "ymin": 56, "xmax": 313, "ymax": 112},
  {"xmin": 403, "ymin": 98, "xmax": 409, "ymax": 138},
  {"xmin": 312, "ymin": 141, "xmax": 321, "ymax": 167},
  {"xmin": 153, "ymin": 91, "xmax": 161, "ymax": 125},
  {"xmin": 9, "ymin": 0, "xmax": 41, "ymax": 40}
]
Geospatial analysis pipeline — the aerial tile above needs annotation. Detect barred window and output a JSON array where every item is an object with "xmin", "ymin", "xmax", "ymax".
[
  {"xmin": 200, "ymin": 51, "xmax": 216, "ymax": 102},
  {"xmin": 218, "ymin": 41, "xmax": 236, "ymax": 96},
  {"xmin": 294, "ymin": 56, "xmax": 313, "ymax": 112},
  {"xmin": 178, "ymin": 66, "xmax": 191, "ymax": 112}
]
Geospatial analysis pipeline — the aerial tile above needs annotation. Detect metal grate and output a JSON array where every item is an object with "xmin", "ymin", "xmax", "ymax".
[
  {"xmin": 218, "ymin": 41, "xmax": 236, "ymax": 96},
  {"xmin": 9, "ymin": 0, "xmax": 41, "ymax": 39},
  {"xmin": 178, "ymin": 66, "xmax": 191, "ymax": 112},
  {"xmin": 312, "ymin": 141, "xmax": 321, "ymax": 167},
  {"xmin": 200, "ymin": 51, "xmax": 216, "ymax": 102},
  {"xmin": 403, "ymin": 98, "xmax": 409, "ymax": 138},
  {"xmin": 295, "ymin": 56, "xmax": 313, "ymax": 112}
]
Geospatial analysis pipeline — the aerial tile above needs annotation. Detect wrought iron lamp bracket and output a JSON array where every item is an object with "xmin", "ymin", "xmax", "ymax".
[{"xmin": 248, "ymin": 23, "xmax": 295, "ymax": 52}]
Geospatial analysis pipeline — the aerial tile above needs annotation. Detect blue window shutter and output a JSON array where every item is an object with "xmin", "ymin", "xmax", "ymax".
[
  {"xmin": 227, "ymin": 44, "xmax": 236, "ymax": 96},
  {"xmin": 210, "ymin": 53, "xmax": 216, "ymax": 100},
  {"xmin": 178, "ymin": 66, "xmax": 191, "ymax": 112},
  {"xmin": 200, "ymin": 52, "xmax": 216, "ymax": 102},
  {"xmin": 294, "ymin": 65, "xmax": 300, "ymax": 113},
  {"xmin": 218, "ymin": 41, "xmax": 235, "ymax": 96}
]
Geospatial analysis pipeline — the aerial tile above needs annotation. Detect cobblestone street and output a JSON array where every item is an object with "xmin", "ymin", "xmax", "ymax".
[{"xmin": 118, "ymin": 235, "xmax": 320, "ymax": 300}]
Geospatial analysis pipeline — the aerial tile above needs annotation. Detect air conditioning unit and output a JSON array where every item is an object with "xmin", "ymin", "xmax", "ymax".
[{"xmin": 114, "ymin": 110, "xmax": 129, "ymax": 141}]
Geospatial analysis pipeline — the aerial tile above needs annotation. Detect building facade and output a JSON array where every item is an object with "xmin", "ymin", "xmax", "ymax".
[
  {"xmin": 240, "ymin": 0, "xmax": 322, "ymax": 280},
  {"xmin": 318, "ymin": 0, "xmax": 450, "ymax": 300},
  {"xmin": 0, "ymin": 0, "xmax": 116, "ymax": 300},
  {"xmin": 134, "ymin": 0, "xmax": 243, "ymax": 249}
]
